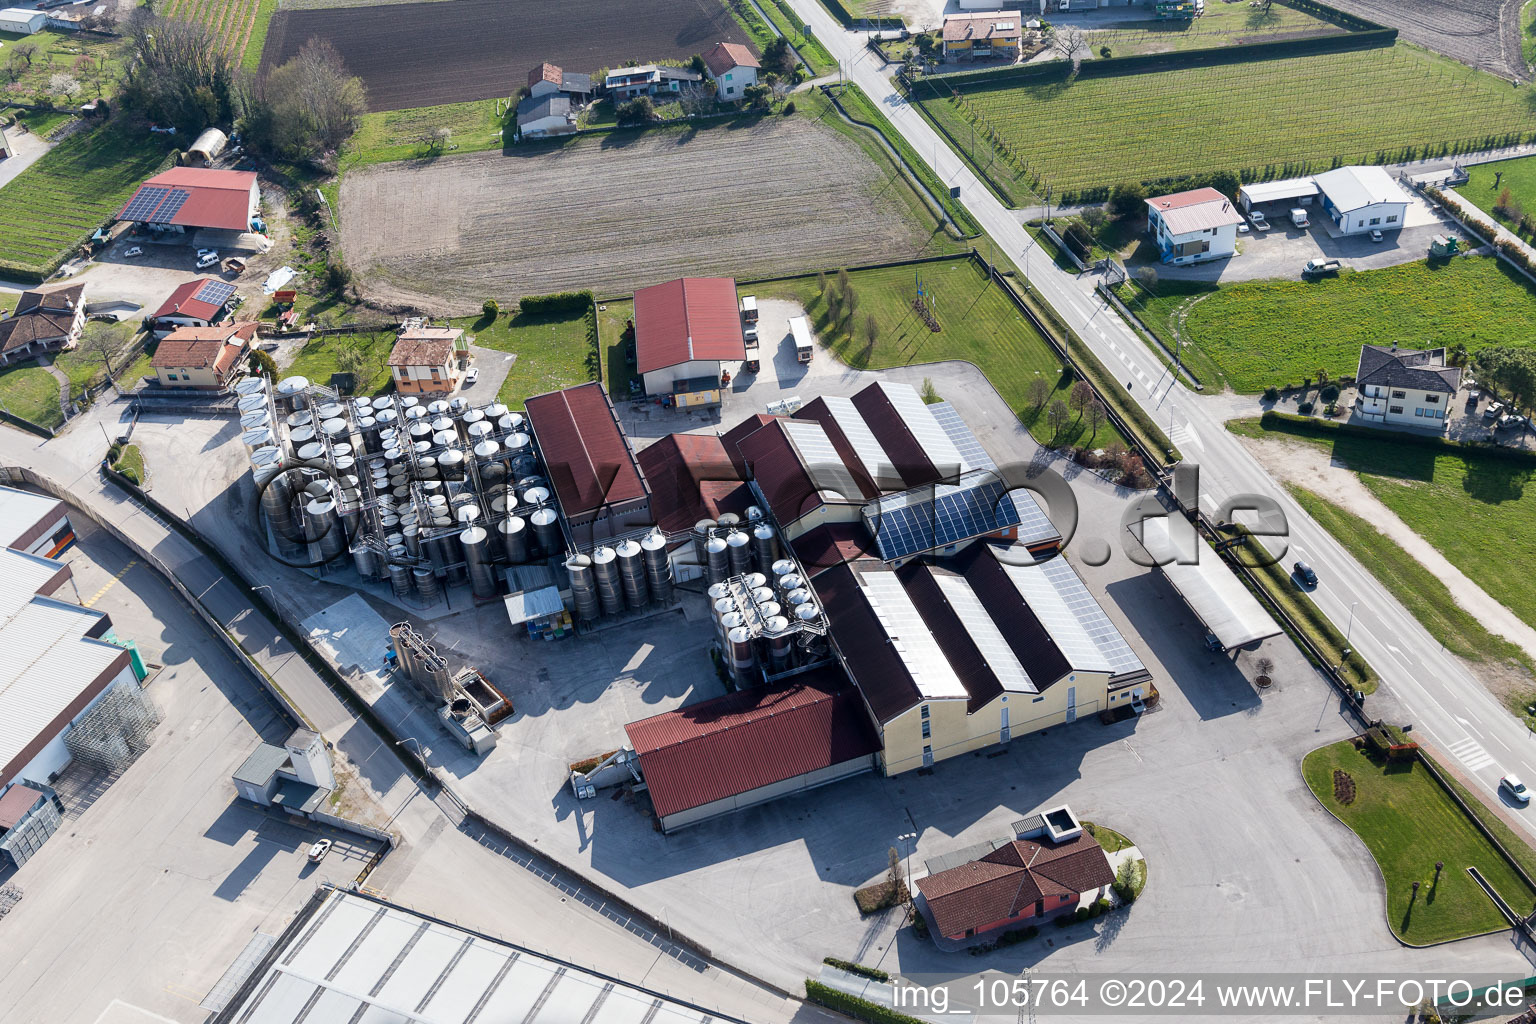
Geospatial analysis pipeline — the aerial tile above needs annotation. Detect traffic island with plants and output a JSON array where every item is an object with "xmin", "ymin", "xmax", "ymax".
[
  {"xmin": 1302, "ymin": 738, "xmax": 1536, "ymax": 944},
  {"xmin": 854, "ymin": 844, "xmax": 912, "ymax": 915},
  {"xmin": 106, "ymin": 442, "xmax": 146, "ymax": 487}
]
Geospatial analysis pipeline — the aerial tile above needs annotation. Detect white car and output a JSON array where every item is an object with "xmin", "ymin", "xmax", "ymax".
[
  {"xmin": 124, "ymin": 246, "xmax": 143, "ymax": 258},
  {"xmin": 307, "ymin": 839, "xmax": 333, "ymax": 863},
  {"xmin": 1370, "ymin": 229, "xmax": 1384, "ymax": 242},
  {"xmin": 463, "ymin": 367, "xmax": 479, "ymax": 386},
  {"xmin": 196, "ymin": 252, "xmax": 220, "ymax": 269},
  {"xmin": 1501, "ymin": 775, "xmax": 1531, "ymax": 804}
]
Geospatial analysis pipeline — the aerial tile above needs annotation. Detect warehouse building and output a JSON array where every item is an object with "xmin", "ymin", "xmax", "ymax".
[
  {"xmin": 207, "ymin": 885, "xmax": 751, "ymax": 1023},
  {"xmin": 633, "ymin": 277, "xmax": 746, "ymax": 406},
  {"xmin": 0, "ymin": 7, "xmax": 46, "ymax": 33},
  {"xmin": 525, "ymin": 382, "xmax": 652, "ymax": 548},
  {"xmin": 625, "ymin": 666, "xmax": 880, "ymax": 832},
  {"xmin": 1237, "ymin": 166, "xmax": 1409, "ymax": 236},
  {"xmin": 0, "ymin": 547, "xmax": 157, "ymax": 839},
  {"xmin": 115, "ymin": 167, "xmax": 261, "ymax": 234},
  {"xmin": 0, "ymin": 484, "xmax": 75, "ymax": 558},
  {"xmin": 147, "ymin": 277, "xmax": 236, "ymax": 338}
]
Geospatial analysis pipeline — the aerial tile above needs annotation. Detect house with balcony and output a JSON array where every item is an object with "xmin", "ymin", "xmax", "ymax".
[{"xmin": 1355, "ymin": 344, "xmax": 1460, "ymax": 431}]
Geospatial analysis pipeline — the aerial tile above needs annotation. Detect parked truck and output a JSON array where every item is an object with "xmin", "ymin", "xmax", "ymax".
[
  {"xmin": 1290, "ymin": 208, "xmax": 1309, "ymax": 228},
  {"xmin": 1302, "ymin": 258, "xmax": 1340, "ymax": 277}
]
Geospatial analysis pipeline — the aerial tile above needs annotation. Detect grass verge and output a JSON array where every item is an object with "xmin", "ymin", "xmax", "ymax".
[
  {"xmin": 110, "ymin": 443, "xmax": 145, "ymax": 486},
  {"xmin": 280, "ymin": 330, "xmax": 396, "ymax": 396},
  {"xmin": 724, "ymin": 0, "xmax": 778, "ymax": 52},
  {"xmin": 1303, "ymin": 740, "xmax": 1536, "ymax": 944},
  {"xmin": 0, "ymin": 362, "xmax": 61, "ymax": 429},
  {"xmin": 465, "ymin": 307, "xmax": 597, "ymax": 408},
  {"xmin": 340, "ymin": 99, "xmax": 510, "ymax": 170},
  {"xmin": 1082, "ymin": 820, "xmax": 1134, "ymax": 853},
  {"xmin": 596, "ymin": 299, "xmax": 636, "ymax": 399},
  {"xmin": 758, "ymin": 0, "xmax": 836, "ymax": 75},
  {"xmin": 827, "ymin": 83, "xmax": 982, "ymax": 237},
  {"xmin": 242, "ymin": 0, "xmax": 280, "ymax": 71},
  {"xmin": 1456, "ymin": 153, "xmax": 1536, "ymax": 237}
]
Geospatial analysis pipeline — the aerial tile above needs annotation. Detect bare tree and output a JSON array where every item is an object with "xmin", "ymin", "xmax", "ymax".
[
  {"xmin": 248, "ymin": 38, "xmax": 367, "ymax": 159},
  {"xmin": 4, "ymin": 52, "xmax": 24, "ymax": 85},
  {"xmin": 12, "ymin": 41, "xmax": 38, "ymax": 68},
  {"xmin": 677, "ymin": 83, "xmax": 715, "ymax": 117},
  {"xmin": 843, "ymin": 287, "xmax": 859, "ymax": 328},
  {"xmin": 1049, "ymin": 25, "xmax": 1086, "ymax": 73},
  {"xmin": 1046, "ymin": 397, "xmax": 1070, "ymax": 437},
  {"xmin": 1087, "ymin": 399, "xmax": 1106, "ymax": 438},
  {"xmin": 766, "ymin": 73, "xmax": 792, "ymax": 104},
  {"xmin": 1026, "ymin": 376, "xmax": 1051, "ymax": 408},
  {"xmin": 816, "ymin": 270, "xmax": 828, "ymax": 296},
  {"xmin": 77, "ymin": 322, "xmax": 124, "ymax": 381},
  {"xmin": 418, "ymin": 125, "xmax": 450, "ymax": 153},
  {"xmin": 1069, "ymin": 379, "xmax": 1092, "ymax": 415},
  {"xmin": 866, "ymin": 313, "xmax": 879, "ymax": 346}
]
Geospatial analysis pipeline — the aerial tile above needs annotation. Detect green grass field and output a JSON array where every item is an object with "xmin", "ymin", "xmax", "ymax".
[
  {"xmin": 0, "ymin": 363, "xmax": 61, "ymax": 429},
  {"xmin": 0, "ymin": 29, "xmax": 121, "ymax": 108},
  {"xmin": 1085, "ymin": 1, "xmax": 1345, "ymax": 57},
  {"xmin": 757, "ymin": 0, "xmax": 836, "ymax": 75},
  {"xmin": 1303, "ymin": 741, "xmax": 1536, "ymax": 944},
  {"xmin": 461, "ymin": 308, "xmax": 597, "ymax": 408},
  {"xmin": 53, "ymin": 322, "xmax": 149, "ymax": 392},
  {"xmin": 916, "ymin": 45, "xmax": 1536, "ymax": 202},
  {"xmin": 756, "ymin": 258, "xmax": 1128, "ymax": 449},
  {"xmin": 281, "ymin": 330, "xmax": 397, "ymax": 396},
  {"xmin": 1119, "ymin": 256, "xmax": 1536, "ymax": 393},
  {"xmin": 597, "ymin": 300, "xmax": 636, "ymax": 399},
  {"xmin": 341, "ymin": 99, "xmax": 510, "ymax": 169},
  {"xmin": 1456, "ymin": 154, "xmax": 1536, "ymax": 235},
  {"xmin": 1229, "ymin": 416, "xmax": 1536, "ymax": 638},
  {"xmin": 1525, "ymin": 0, "xmax": 1536, "ymax": 69},
  {"xmin": 0, "ymin": 122, "xmax": 171, "ymax": 279}
]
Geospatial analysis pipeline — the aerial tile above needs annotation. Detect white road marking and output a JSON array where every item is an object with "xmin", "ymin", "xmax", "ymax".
[
  {"xmin": 1492, "ymin": 734, "xmax": 1512, "ymax": 751},
  {"xmin": 1448, "ymin": 737, "xmax": 1495, "ymax": 771}
]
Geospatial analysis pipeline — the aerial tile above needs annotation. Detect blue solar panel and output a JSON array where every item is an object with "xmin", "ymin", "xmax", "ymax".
[
  {"xmin": 120, "ymin": 186, "xmax": 169, "ymax": 222},
  {"xmin": 148, "ymin": 189, "xmax": 190, "ymax": 223},
  {"xmin": 193, "ymin": 279, "xmax": 236, "ymax": 306},
  {"xmin": 866, "ymin": 473, "xmax": 1022, "ymax": 561}
]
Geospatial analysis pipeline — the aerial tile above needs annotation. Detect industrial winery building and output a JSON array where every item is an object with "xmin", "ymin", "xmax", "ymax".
[{"xmin": 0, "ymin": 484, "xmax": 75, "ymax": 558}]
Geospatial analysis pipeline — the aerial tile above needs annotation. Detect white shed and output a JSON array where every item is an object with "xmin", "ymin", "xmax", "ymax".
[{"xmin": 0, "ymin": 7, "xmax": 47, "ymax": 33}]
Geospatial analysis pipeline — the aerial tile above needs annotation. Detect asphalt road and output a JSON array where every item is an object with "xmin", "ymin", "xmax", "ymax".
[{"xmin": 780, "ymin": 6, "xmax": 1536, "ymax": 841}]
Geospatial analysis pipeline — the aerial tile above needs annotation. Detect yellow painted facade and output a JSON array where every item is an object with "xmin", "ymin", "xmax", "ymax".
[{"xmin": 878, "ymin": 670, "xmax": 1112, "ymax": 776}]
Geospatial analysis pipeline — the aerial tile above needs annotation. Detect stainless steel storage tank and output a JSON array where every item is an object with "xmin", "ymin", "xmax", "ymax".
[
  {"xmin": 641, "ymin": 530, "xmax": 673, "ymax": 605},
  {"xmin": 565, "ymin": 553, "xmax": 601, "ymax": 622},
  {"xmin": 590, "ymin": 546, "xmax": 624, "ymax": 616},
  {"xmin": 615, "ymin": 539, "xmax": 648, "ymax": 609}
]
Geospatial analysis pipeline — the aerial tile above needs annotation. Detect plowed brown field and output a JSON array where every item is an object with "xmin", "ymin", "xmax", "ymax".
[
  {"xmin": 262, "ymin": 0, "xmax": 752, "ymax": 112},
  {"xmin": 1324, "ymin": 0, "xmax": 1525, "ymax": 79},
  {"xmin": 339, "ymin": 118, "xmax": 948, "ymax": 314}
]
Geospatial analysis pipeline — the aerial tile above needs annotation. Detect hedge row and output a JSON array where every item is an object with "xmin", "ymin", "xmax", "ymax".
[
  {"xmin": 805, "ymin": 981, "xmax": 925, "ymax": 1024},
  {"xmin": 1255, "ymin": 410, "xmax": 1536, "ymax": 467},
  {"xmin": 518, "ymin": 290, "xmax": 594, "ymax": 316},
  {"xmin": 928, "ymin": 26, "xmax": 1396, "ymax": 88},
  {"xmin": 823, "ymin": 958, "xmax": 890, "ymax": 982}
]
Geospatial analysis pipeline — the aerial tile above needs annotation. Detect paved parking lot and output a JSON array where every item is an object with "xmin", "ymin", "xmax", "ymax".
[
  {"xmin": 0, "ymin": 519, "xmax": 382, "ymax": 1024},
  {"xmin": 1157, "ymin": 192, "xmax": 1462, "ymax": 284}
]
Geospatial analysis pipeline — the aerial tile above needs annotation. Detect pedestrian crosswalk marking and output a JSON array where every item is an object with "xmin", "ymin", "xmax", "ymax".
[{"xmin": 1448, "ymin": 737, "xmax": 1494, "ymax": 771}]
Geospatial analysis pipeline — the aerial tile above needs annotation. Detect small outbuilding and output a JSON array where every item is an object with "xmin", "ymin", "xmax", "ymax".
[
  {"xmin": 632, "ymin": 276, "xmax": 746, "ymax": 400},
  {"xmin": 186, "ymin": 127, "xmax": 228, "ymax": 167},
  {"xmin": 387, "ymin": 326, "xmax": 462, "ymax": 394},
  {"xmin": 526, "ymin": 62, "xmax": 592, "ymax": 104},
  {"xmin": 516, "ymin": 94, "xmax": 576, "ymax": 138},
  {"xmin": 0, "ymin": 7, "xmax": 46, "ymax": 34}
]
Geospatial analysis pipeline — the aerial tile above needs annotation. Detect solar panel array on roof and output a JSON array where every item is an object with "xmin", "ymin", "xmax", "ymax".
[
  {"xmin": 928, "ymin": 401, "xmax": 995, "ymax": 472},
  {"xmin": 192, "ymin": 279, "xmax": 236, "ymax": 307},
  {"xmin": 859, "ymin": 571, "xmax": 968, "ymax": 699},
  {"xmin": 149, "ymin": 190, "xmax": 191, "ymax": 223},
  {"xmin": 822, "ymin": 395, "xmax": 903, "ymax": 489},
  {"xmin": 880, "ymin": 382, "xmax": 969, "ymax": 476},
  {"xmin": 998, "ymin": 554, "xmax": 1145, "ymax": 679},
  {"xmin": 783, "ymin": 418, "xmax": 863, "ymax": 502},
  {"xmin": 866, "ymin": 470, "xmax": 1021, "ymax": 561},
  {"xmin": 120, "ymin": 186, "xmax": 169, "ymax": 222},
  {"xmin": 933, "ymin": 574, "xmax": 1036, "ymax": 693}
]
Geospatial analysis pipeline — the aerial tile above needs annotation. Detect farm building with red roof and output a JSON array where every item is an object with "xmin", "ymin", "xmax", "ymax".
[
  {"xmin": 116, "ymin": 168, "xmax": 260, "ymax": 234},
  {"xmin": 633, "ymin": 277, "xmax": 746, "ymax": 404},
  {"xmin": 624, "ymin": 666, "xmax": 880, "ymax": 832},
  {"xmin": 635, "ymin": 433, "xmax": 752, "ymax": 536},
  {"xmin": 524, "ymin": 382, "xmax": 651, "ymax": 545},
  {"xmin": 148, "ymin": 277, "xmax": 235, "ymax": 338}
]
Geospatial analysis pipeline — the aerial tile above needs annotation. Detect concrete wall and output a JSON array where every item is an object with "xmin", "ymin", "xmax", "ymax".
[
  {"xmin": 880, "ymin": 670, "xmax": 1110, "ymax": 776},
  {"xmin": 711, "ymin": 66, "xmax": 757, "ymax": 100},
  {"xmin": 391, "ymin": 359, "xmax": 457, "ymax": 393},
  {"xmin": 155, "ymin": 365, "xmax": 223, "ymax": 389},
  {"xmin": 658, "ymin": 753, "xmax": 877, "ymax": 832},
  {"xmin": 1326, "ymin": 199, "xmax": 1407, "ymax": 235}
]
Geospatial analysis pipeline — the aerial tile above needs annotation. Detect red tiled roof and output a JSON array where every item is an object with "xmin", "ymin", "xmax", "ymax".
[
  {"xmin": 150, "ymin": 278, "xmax": 225, "ymax": 322},
  {"xmin": 625, "ymin": 667, "xmax": 880, "ymax": 819},
  {"xmin": 1146, "ymin": 186, "xmax": 1230, "ymax": 212},
  {"xmin": 941, "ymin": 12, "xmax": 1023, "ymax": 43},
  {"xmin": 917, "ymin": 835, "xmax": 1115, "ymax": 938},
  {"xmin": 636, "ymin": 433, "xmax": 752, "ymax": 534},
  {"xmin": 0, "ymin": 284, "xmax": 82, "ymax": 357},
  {"xmin": 387, "ymin": 330, "xmax": 460, "ymax": 368},
  {"xmin": 524, "ymin": 383, "xmax": 647, "ymax": 518},
  {"xmin": 152, "ymin": 323, "xmax": 256, "ymax": 372},
  {"xmin": 528, "ymin": 61, "xmax": 562, "ymax": 90},
  {"xmin": 633, "ymin": 278, "xmax": 746, "ymax": 375},
  {"xmin": 703, "ymin": 41, "xmax": 760, "ymax": 77},
  {"xmin": 117, "ymin": 168, "xmax": 256, "ymax": 232}
]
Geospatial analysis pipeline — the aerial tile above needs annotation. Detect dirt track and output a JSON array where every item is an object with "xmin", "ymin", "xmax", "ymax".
[
  {"xmin": 339, "ymin": 118, "xmax": 945, "ymax": 313},
  {"xmin": 262, "ymin": 0, "xmax": 752, "ymax": 111},
  {"xmin": 1324, "ymin": 0, "xmax": 1526, "ymax": 79}
]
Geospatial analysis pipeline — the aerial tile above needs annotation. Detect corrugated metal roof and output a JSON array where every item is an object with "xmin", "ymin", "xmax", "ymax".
[
  {"xmin": 1315, "ymin": 165, "xmax": 1407, "ymax": 213},
  {"xmin": 814, "ymin": 563, "xmax": 923, "ymax": 722},
  {"xmin": 502, "ymin": 585, "xmax": 563, "ymax": 624},
  {"xmin": 851, "ymin": 382, "xmax": 940, "ymax": 487},
  {"xmin": 636, "ymin": 433, "xmax": 752, "ymax": 533},
  {"xmin": 1147, "ymin": 187, "xmax": 1244, "ymax": 235},
  {"xmin": 524, "ymin": 382, "xmax": 647, "ymax": 518},
  {"xmin": 0, "ymin": 484, "xmax": 62, "ymax": 550},
  {"xmin": 625, "ymin": 667, "xmax": 879, "ymax": 819},
  {"xmin": 737, "ymin": 419, "xmax": 823, "ymax": 527},
  {"xmin": 0, "ymin": 782, "xmax": 46, "ymax": 829},
  {"xmin": 633, "ymin": 277, "xmax": 746, "ymax": 375}
]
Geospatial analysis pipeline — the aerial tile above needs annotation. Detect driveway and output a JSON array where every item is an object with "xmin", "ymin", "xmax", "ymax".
[
  {"xmin": 1153, "ymin": 193, "xmax": 1461, "ymax": 284},
  {"xmin": 0, "ymin": 127, "xmax": 52, "ymax": 190}
]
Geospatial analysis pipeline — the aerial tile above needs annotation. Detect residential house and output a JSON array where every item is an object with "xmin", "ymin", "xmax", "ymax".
[
  {"xmin": 527, "ymin": 62, "xmax": 593, "ymax": 103},
  {"xmin": 941, "ymin": 12, "xmax": 1023, "ymax": 60},
  {"xmin": 1145, "ymin": 187, "xmax": 1242, "ymax": 265},
  {"xmin": 387, "ymin": 327, "xmax": 462, "ymax": 395},
  {"xmin": 916, "ymin": 818, "xmax": 1115, "ymax": 940},
  {"xmin": 604, "ymin": 65, "xmax": 703, "ymax": 100},
  {"xmin": 148, "ymin": 277, "xmax": 235, "ymax": 338},
  {"xmin": 1314, "ymin": 165, "xmax": 1409, "ymax": 236},
  {"xmin": 516, "ymin": 94, "xmax": 576, "ymax": 138},
  {"xmin": 702, "ymin": 42, "xmax": 760, "ymax": 101},
  {"xmin": 0, "ymin": 284, "xmax": 86, "ymax": 367},
  {"xmin": 633, "ymin": 277, "xmax": 746, "ymax": 403},
  {"xmin": 1355, "ymin": 343, "xmax": 1460, "ymax": 431},
  {"xmin": 150, "ymin": 322, "xmax": 257, "ymax": 389}
]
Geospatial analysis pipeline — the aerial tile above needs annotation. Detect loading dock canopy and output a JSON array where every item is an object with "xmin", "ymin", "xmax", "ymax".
[
  {"xmin": 1239, "ymin": 177, "xmax": 1320, "ymax": 209},
  {"xmin": 1131, "ymin": 515, "xmax": 1281, "ymax": 650}
]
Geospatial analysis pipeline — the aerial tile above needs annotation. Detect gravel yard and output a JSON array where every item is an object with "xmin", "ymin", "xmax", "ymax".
[
  {"xmin": 1324, "ymin": 0, "xmax": 1527, "ymax": 79},
  {"xmin": 339, "ymin": 117, "xmax": 949, "ymax": 313}
]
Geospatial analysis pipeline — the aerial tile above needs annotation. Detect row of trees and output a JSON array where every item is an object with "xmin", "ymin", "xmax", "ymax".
[{"xmin": 117, "ymin": 12, "xmax": 366, "ymax": 164}]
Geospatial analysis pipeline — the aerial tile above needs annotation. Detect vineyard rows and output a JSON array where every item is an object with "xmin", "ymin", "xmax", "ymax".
[
  {"xmin": 162, "ymin": 0, "xmax": 264, "ymax": 60},
  {"xmin": 924, "ymin": 47, "xmax": 1536, "ymax": 199}
]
